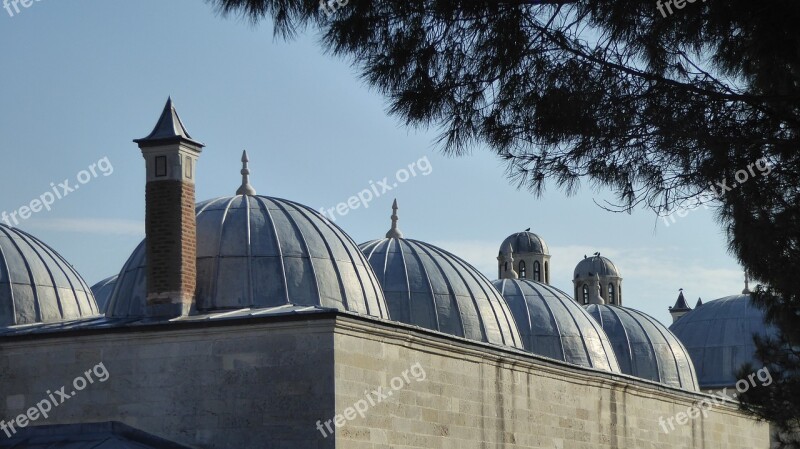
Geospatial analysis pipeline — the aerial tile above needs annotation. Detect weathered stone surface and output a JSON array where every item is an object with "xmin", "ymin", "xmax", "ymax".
[{"xmin": 0, "ymin": 315, "xmax": 769, "ymax": 448}]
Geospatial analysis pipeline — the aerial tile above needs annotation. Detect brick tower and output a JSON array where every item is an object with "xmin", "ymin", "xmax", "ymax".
[{"xmin": 133, "ymin": 98, "xmax": 204, "ymax": 317}]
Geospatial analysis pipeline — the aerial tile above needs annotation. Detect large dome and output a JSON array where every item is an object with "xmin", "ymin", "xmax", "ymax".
[
  {"xmin": 499, "ymin": 231, "xmax": 549, "ymax": 255},
  {"xmin": 574, "ymin": 253, "xmax": 620, "ymax": 278},
  {"xmin": 359, "ymin": 237, "xmax": 523, "ymax": 349},
  {"xmin": 492, "ymin": 279, "xmax": 620, "ymax": 372},
  {"xmin": 585, "ymin": 304, "xmax": 699, "ymax": 390},
  {"xmin": 0, "ymin": 225, "xmax": 100, "ymax": 327},
  {"xmin": 669, "ymin": 294, "xmax": 777, "ymax": 389},
  {"xmin": 105, "ymin": 195, "xmax": 388, "ymax": 319}
]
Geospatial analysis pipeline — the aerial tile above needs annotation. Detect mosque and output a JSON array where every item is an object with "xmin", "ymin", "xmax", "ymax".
[{"xmin": 0, "ymin": 99, "xmax": 774, "ymax": 448}]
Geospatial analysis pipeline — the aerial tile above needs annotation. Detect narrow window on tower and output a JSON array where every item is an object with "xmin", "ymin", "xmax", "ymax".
[
  {"xmin": 534, "ymin": 261, "xmax": 541, "ymax": 282},
  {"xmin": 185, "ymin": 155, "xmax": 192, "ymax": 179},
  {"xmin": 519, "ymin": 261, "xmax": 526, "ymax": 278},
  {"xmin": 608, "ymin": 283, "xmax": 615, "ymax": 304},
  {"xmin": 155, "ymin": 156, "xmax": 167, "ymax": 177},
  {"xmin": 582, "ymin": 285, "xmax": 589, "ymax": 304}
]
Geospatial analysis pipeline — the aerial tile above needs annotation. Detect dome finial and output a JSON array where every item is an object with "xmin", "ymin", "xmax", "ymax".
[
  {"xmin": 236, "ymin": 150, "xmax": 257, "ymax": 196},
  {"xmin": 743, "ymin": 271, "xmax": 751, "ymax": 294},
  {"xmin": 385, "ymin": 199, "xmax": 403, "ymax": 238},
  {"xmin": 501, "ymin": 244, "xmax": 518, "ymax": 279}
]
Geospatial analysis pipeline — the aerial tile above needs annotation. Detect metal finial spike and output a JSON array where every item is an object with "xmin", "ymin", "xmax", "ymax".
[
  {"xmin": 385, "ymin": 199, "xmax": 403, "ymax": 239},
  {"xmin": 236, "ymin": 150, "xmax": 257, "ymax": 196},
  {"xmin": 501, "ymin": 244, "xmax": 518, "ymax": 279}
]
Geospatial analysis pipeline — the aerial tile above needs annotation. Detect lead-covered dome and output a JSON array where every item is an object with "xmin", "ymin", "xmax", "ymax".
[
  {"xmin": 359, "ymin": 202, "xmax": 523, "ymax": 348},
  {"xmin": 360, "ymin": 238, "xmax": 523, "ymax": 348},
  {"xmin": 90, "ymin": 275, "xmax": 117, "ymax": 313},
  {"xmin": 585, "ymin": 304, "xmax": 699, "ymax": 390},
  {"xmin": 0, "ymin": 225, "xmax": 100, "ymax": 327},
  {"xmin": 492, "ymin": 279, "xmax": 620, "ymax": 372},
  {"xmin": 574, "ymin": 253, "xmax": 620, "ymax": 278},
  {"xmin": 105, "ymin": 195, "xmax": 388, "ymax": 319},
  {"xmin": 499, "ymin": 231, "xmax": 549, "ymax": 255},
  {"xmin": 669, "ymin": 294, "xmax": 777, "ymax": 389}
]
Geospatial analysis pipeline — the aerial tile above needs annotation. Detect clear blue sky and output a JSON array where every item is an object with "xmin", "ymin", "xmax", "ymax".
[{"xmin": 0, "ymin": 0, "xmax": 747, "ymax": 325}]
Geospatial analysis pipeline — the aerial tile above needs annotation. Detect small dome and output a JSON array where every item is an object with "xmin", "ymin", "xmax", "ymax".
[
  {"xmin": 90, "ymin": 275, "xmax": 117, "ymax": 313},
  {"xmin": 499, "ymin": 231, "xmax": 549, "ymax": 255},
  {"xmin": 106, "ymin": 195, "xmax": 388, "ymax": 319},
  {"xmin": 360, "ymin": 238, "xmax": 523, "ymax": 349},
  {"xmin": 492, "ymin": 279, "xmax": 620, "ymax": 372},
  {"xmin": 669, "ymin": 294, "xmax": 777, "ymax": 389},
  {"xmin": 574, "ymin": 253, "xmax": 620, "ymax": 279},
  {"xmin": 585, "ymin": 304, "xmax": 699, "ymax": 390},
  {"xmin": 0, "ymin": 225, "xmax": 100, "ymax": 327}
]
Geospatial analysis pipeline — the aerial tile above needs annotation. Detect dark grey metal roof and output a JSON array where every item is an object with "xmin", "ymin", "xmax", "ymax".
[
  {"xmin": 669, "ymin": 294, "xmax": 777, "ymax": 389},
  {"xmin": 90, "ymin": 275, "xmax": 117, "ymax": 313},
  {"xmin": 493, "ymin": 278, "xmax": 620, "ymax": 372},
  {"xmin": 574, "ymin": 253, "xmax": 620, "ymax": 279},
  {"xmin": 0, "ymin": 421, "xmax": 192, "ymax": 448},
  {"xmin": 360, "ymin": 238, "xmax": 524, "ymax": 349},
  {"xmin": 499, "ymin": 231, "xmax": 549, "ymax": 255},
  {"xmin": 133, "ymin": 97, "xmax": 204, "ymax": 148},
  {"xmin": 585, "ymin": 304, "xmax": 699, "ymax": 390},
  {"xmin": 105, "ymin": 195, "xmax": 388, "ymax": 319},
  {"xmin": 0, "ymin": 224, "xmax": 100, "ymax": 328},
  {"xmin": 670, "ymin": 290, "xmax": 691, "ymax": 312}
]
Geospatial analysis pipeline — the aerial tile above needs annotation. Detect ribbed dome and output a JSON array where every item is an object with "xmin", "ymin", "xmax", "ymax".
[
  {"xmin": 492, "ymin": 279, "xmax": 620, "ymax": 372},
  {"xmin": 669, "ymin": 294, "xmax": 777, "ymax": 389},
  {"xmin": 499, "ymin": 231, "xmax": 549, "ymax": 255},
  {"xmin": 90, "ymin": 275, "xmax": 117, "ymax": 313},
  {"xmin": 105, "ymin": 195, "xmax": 388, "ymax": 319},
  {"xmin": 585, "ymin": 304, "xmax": 699, "ymax": 390},
  {"xmin": 574, "ymin": 254, "xmax": 620, "ymax": 278},
  {"xmin": 0, "ymin": 225, "xmax": 100, "ymax": 327},
  {"xmin": 359, "ymin": 238, "xmax": 523, "ymax": 349}
]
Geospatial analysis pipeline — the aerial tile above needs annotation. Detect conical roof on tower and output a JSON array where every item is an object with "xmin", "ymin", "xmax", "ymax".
[
  {"xmin": 670, "ymin": 289, "xmax": 691, "ymax": 312},
  {"xmin": 133, "ymin": 97, "xmax": 204, "ymax": 148}
]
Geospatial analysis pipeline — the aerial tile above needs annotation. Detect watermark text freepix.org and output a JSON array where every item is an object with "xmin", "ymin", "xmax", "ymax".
[
  {"xmin": 3, "ymin": 0, "xmax": 43, "ymax": 18},
  {"xmin": 315, "ymin": 362, "xmax": 427, "ymax": 438},
  {"xmin": 319, "ymin": 0, "xmax": 348, "ymax": 17},
  {"xmin": 656, "ymin": 0, "xmax": 706, "ymax": 18},
  {"xmin": 1, "ymin": 156, "xmax": 113, "ymax": 227},
  {"xmin": 658, "ymin": 366, "xmax": 772, "ymax": 434},
  {"xmin": 1, "ymin": 362, "xmax": 110, "ymax": 438},
  {"xmin": 661, "ymin": 157, "xmax": 772, "ymax": 227},
  {"xmin": 318, "ymin": 156, "xmax": 432, "ymax": 222}
]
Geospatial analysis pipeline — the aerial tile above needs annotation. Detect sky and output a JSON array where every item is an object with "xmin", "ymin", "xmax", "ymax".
[{"xmin": 0, "ymin": 0, "xmax": 748, "ymax": 326}]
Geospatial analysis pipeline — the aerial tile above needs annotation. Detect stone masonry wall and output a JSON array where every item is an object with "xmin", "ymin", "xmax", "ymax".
[
  {"xmin": 0, "ymin": 319, "xmax": 336, "ymax": 449},
  {"xmin": 0, "ymin": 314, "xmax": 771, "ymax": 448},
  {"xmin": 331, "ymin": 318, "xmax": 770, "ymax": 449}
]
